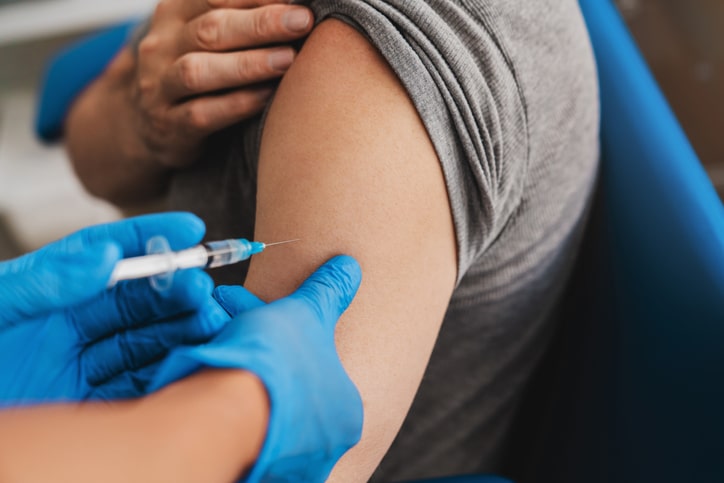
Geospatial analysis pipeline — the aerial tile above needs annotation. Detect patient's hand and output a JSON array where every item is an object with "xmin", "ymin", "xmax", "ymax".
[
  {"xmin": 132, "ymin": 0, "xmax": 314, "ymax": 168},
  {"xmin": 65, "ymin": 0, "xmax": 314, "ymax": 205}
]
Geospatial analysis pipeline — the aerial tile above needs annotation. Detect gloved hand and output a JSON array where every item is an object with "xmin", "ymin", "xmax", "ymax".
[
  {"xmin": 0, "ymin": 212, "xmax": 229, "ymax": 406},
  {"xmin": 150, "ymin": 256, "xmax": 364, "ymax": 483}
]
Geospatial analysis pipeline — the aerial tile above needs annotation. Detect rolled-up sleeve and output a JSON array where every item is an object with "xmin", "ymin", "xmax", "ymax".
[{"xmin": 298, "ymin": 0, "xmax": 529, "ymax": 281}]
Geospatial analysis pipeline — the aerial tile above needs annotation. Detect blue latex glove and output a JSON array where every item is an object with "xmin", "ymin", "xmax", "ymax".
[
  {"xmin": 150, "ymin": 256, "xmax": 364, "ymax": 483},
  {"xmin": 0, "ymin": 212, "xmax": 229, "ymax": 406}
]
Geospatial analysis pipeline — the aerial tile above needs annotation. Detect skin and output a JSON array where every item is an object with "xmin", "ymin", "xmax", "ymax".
[
  {"xmin": 65, "ymin": 0, "xmax": 314, "ymax": 207},
  {"xmin": 0, "ymin": 370, "xmax": 269, "ymax": 483},
  {"xmin": 245, "ymin": 19, "xmax": 458, "ymax": 480}
]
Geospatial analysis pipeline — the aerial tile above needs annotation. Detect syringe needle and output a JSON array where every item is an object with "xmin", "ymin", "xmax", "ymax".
[{"xmin": 262, "ymin": 239, "xmax": 302, "ymax": 248}]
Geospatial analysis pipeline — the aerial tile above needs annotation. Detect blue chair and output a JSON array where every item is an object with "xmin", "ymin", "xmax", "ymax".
[
  {"xmin": 505, "ymin": 0, "xmax": 724, "ymax": 482},
  {"xmin": 35, "ymin": 20, "xmax": 139, "ymax": 142}
]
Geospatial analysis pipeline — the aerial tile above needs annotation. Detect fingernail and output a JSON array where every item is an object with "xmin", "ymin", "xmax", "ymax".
[
  {"xmin": 268, "ymin": 49, "xmax": 295, "ymax": 71},
  {"xmin": 283, "ymin": 8, "xmax": 312, "ymax": 32}
]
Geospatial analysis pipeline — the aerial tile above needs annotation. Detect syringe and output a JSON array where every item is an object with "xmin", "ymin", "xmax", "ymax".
[{"xmin": 108, "ymin": 238, "xmax": 299, "ymax": 288}]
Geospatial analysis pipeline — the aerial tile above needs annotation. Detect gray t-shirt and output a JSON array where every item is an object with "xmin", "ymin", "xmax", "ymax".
[{"xmin": 167, "ymin": 0, "xmax": 599, "ymax": 479}]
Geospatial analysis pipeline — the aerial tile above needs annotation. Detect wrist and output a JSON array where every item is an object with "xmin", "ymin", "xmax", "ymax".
[{"xmin": 64, "ymin": 48, "xmax": 173, "ymax": 205}]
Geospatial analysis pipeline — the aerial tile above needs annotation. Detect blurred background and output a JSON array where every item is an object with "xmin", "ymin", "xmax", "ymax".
[
  {"xmin": 0, "ymin": 0, "xmax": 721, "ymax": 261},
  {"xmin": 0, "ymin": 0, "xmax": 156, "ymax": 260},
  {"xmin": 616, "ymin": 0, "xmax": 724, "ymax": 188}
]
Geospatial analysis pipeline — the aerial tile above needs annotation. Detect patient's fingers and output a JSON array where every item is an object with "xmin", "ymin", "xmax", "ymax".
[
  {"xmin": 163, "ymin": 48, "xmax": 294, "ymax": 100},
  {"xmin": 177, "ymin": 0, "xmax": 290, "ymax": 21},
  {"xmin": 181, "ymin": 5, "xmax": 312, "ymax": 53},
  {"xmin": 169, "ymin": 86, "xmax": 274, "ymax": 136}
]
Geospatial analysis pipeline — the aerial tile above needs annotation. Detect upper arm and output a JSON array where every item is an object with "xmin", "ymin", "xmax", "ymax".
[{"xmin": 243, "ymin": 19, "xmax": 457, "ymax": 480}]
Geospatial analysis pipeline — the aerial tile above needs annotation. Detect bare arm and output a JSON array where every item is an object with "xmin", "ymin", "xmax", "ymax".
[
  {"xmin": 245, "ymin": 19, "xmax": 457, "ymax": 480},
  {"xmin": 0, "ymin": 370, "xmax": 268, "ymax": 483}
]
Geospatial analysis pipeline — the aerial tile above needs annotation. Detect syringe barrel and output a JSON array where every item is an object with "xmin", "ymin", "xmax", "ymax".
[
  {"xmin": 108, "ymin": 246, "xmax": 207, "ymax": 286},
  {"xmin": 107, "ymin": 239, "xmax": 264, "ymax": 288},
  {"xmin": 108, "ymin": 253, "xmax": 175, "ymax": 286},
  {"xmin": 204, "ymin": 239, "xmax": 263, "ymax": 268}
]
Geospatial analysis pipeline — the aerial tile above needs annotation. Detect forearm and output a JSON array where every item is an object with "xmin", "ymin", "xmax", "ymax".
[
  {"xmin": 0, "ymin": 370, "xmax": 268, "ymax": 483},
  {"xmin": 65, "ymin": 48, "xmax": 171, "ymax": 207}
]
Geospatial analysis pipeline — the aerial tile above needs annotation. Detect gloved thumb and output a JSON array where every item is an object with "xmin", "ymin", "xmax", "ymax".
[
  {"xmin": 0, "ymin": 241, "xmax": 121, "ymax": 324},
  {"xmin": 290, "ymin": 255, "xmax": 362, "ymax": 331},
  {"xmin": 213, "ymin": 285, "xmax": 265, "ymax": 316}
]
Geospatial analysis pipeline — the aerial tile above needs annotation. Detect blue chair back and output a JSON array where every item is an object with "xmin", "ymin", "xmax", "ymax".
[
  {"xmin": 509, "ymin": 1, "xmax": 724, "ymax": 481},
  {"xmin": 35, "ymin": 20, "xmax": 139, "ymax": 142}
]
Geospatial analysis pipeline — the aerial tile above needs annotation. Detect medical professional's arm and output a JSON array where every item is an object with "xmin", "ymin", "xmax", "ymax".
[
  {"xmin": 0, "ymin": 254, "xmax": 361, "ymax": 483},
  {"xmin": 65, "ymin": 0, "xmax": 314, "ymax": 206},
  {"xmin": 245, "ymin": 19, "xmax": 458, "ymax": 481},
  {"xmin": 0, "ymin": 370, "xmax": 269, "ymax": 483}
]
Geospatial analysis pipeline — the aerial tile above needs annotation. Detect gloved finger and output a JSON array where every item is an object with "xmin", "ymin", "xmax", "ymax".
[
  {"xmin": 288, "ymin": 255, "xmax": 362, "ymax": 331},
  {"xmin": 71, "ymin": 269, "xmax": 214, "ymax": 342},
  {"xmin": 0, "ymin": 242, "xmax": 121, "ymax": 325},
  {"xmin": 83, "ymin": 298, "xmax": 229, "ymax": 386},
  {"xmin": 87, "ymin": 362, "xmax": 160, "ymax": 401},
  {"xmin": 60, "ymin": 212, "xmax": 205, "ymax": 258},
  {"xmin": 213, "ymin": 285, "xmax": 265, "ymax": 316}
]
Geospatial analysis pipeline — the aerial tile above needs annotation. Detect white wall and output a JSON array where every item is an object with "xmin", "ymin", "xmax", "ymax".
[{"xmin": 0, "ymin": 0, "xmax": 155, "ymax": 46}]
